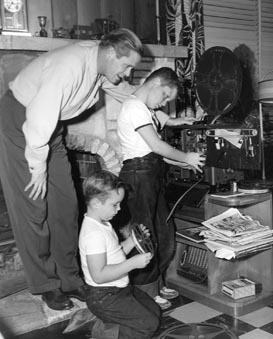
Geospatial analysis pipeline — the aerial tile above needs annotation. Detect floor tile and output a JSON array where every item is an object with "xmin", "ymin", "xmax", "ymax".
[
  {"xmin": 261, "ymin": 321, "xmax": 273, "ymax": 335},
  {"xmin": 206, "ymin": 313, "xmax": 256, "ymax": 337},
  {"xmin": 168, "ymin": 301, "xmax": 221, "ymax": 323},
  {"xmin": 238, "ymin": 307, "xmax": 273, "ymax": 327},
  {"xmin": 153, "ymin": 316, "xmax": 182, "ymax": 338},
  {"xmin": 239, "ymin": 329, "xmax": 273, "ymax": 339},
  {"xmin": 168, "ymin": 295, "xmax": 192, "ymax": 309}
]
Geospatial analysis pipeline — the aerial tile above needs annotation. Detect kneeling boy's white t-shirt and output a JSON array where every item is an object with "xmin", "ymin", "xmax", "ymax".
[{"xmin": 79, "ymin": 215, "xmax": 129, "ymax": 287}]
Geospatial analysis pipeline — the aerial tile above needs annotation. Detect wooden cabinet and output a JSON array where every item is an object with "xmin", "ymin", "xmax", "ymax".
[
  {"xmin": 166, "ymin": 192, "xmax": 273, "ymax": 316},
  {"xmin": 133, "ymin": 0, "xmax": 157, "ymax": 43},
  {"xmin": 205, "ymin": 193, "xmax": 273, "ymax": 295}
]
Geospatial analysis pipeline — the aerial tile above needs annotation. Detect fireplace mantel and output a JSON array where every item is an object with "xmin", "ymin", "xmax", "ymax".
[{"xmin": 0, "ymin": 35, "xmax": 188, "ymax": 58}]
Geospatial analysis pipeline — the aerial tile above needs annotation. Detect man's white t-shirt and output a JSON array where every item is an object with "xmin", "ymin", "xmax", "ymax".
[{"xmin": 79, "ymin": 215, "xmax": 129, "ymax": 287}]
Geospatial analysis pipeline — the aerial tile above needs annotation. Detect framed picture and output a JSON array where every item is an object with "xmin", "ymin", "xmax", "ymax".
[{"xmin": 1, "ymin": 0, "xmax": 29, "ymax": 33}]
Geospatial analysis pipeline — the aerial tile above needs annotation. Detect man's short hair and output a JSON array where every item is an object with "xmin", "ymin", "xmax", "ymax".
[{"xmin": 100, "ymin": 28, "xmax": 143, "ymax": 58}]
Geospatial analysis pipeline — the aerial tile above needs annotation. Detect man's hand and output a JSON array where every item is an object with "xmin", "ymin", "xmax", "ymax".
[{"xmin": 24, "ymin": 171, "xmax": 47, "ymax": 200}]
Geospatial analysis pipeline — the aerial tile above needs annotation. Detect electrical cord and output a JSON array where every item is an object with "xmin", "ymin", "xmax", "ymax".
[
  {"xmin": 166, "ymin": 176, "xmax": 207, "ymax": 284},
  {"xmin": 166, "ymin": 175, "xmax": 204, "ymax": 223}
]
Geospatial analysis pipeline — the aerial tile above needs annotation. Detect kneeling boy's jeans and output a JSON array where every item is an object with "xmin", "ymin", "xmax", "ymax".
[{"xmin": 86, "ymin": 284, "xmax": 160, "ymax": 339}]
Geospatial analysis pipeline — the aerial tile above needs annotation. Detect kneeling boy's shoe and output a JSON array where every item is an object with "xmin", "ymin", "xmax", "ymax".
[
  {"xmin": 42, "ymin": 288, "xmax": 74, "ymax": 311},
  {"xmin": 154, "ymin": 295, "xmax": 172, "ymax": 310},
  {"xmin": 64, "ymin": 284, "xmax": 90, "ymax": 302},
  {"xmin": 63, "ymin": 308, "xmax": 97, "ymax": 334},
  {"xmin": 92, "ymin": 318, "xmax": 120, "ymax": 339},
  {"xmin": 160, "ymin": 286, "xmax": 179, "ymax": 300}
]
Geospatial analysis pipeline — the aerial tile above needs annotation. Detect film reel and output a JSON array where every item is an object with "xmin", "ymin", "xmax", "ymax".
[
  {"xmin": 131, "ymin": 223, "xmax": 154, "ymax": 257},
  {"xmin": 158, "ymin": 323, "xmax": 238, "ymax": 339},
  {"xmin": 194, "ymin": 46, "xmax": 242, "ymax": 116}
]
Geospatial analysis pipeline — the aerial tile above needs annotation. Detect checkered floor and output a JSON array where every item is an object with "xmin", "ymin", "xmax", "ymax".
[
  {"xmin": 9, "ymin": 294, "xmax": 273, "ymax": 339},
  {"xmin": 158, "ymin": 296, "xmax": 273, "ymax": 339}
]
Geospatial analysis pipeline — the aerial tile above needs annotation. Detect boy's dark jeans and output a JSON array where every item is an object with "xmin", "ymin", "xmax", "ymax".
[
  {"xmin": 119, "ymin": 153, "xmax": 176, "ymax": 287},
  {"xmin": 86, "ymin": 284, "xmax": 160, "ymax": 339}
]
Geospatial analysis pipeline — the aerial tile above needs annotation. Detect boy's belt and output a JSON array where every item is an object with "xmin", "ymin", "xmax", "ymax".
[{"xmin": 123, "ymin": 152, "xmax": 161, "ymax": 165}]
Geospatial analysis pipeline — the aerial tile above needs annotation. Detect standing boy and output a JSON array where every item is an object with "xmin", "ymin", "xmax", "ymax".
[
  {"xmin": 117, "ymin": 67, "xmax": 206, "ymax": 309},
  {"xmin": 79, "ymin": 170, "xmax": 160, "ymax": 339}
]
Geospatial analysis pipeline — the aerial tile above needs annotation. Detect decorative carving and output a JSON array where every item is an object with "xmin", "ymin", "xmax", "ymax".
[{"xmin": 66, "ymin": 133, "xmax": 122, "ymax": 175}]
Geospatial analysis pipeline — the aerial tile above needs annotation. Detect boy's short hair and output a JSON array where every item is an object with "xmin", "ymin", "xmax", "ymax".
[
  {"xmin": 144, "ymin": 67, "xmax": 181, "ymax": 90},
  {"xmin": 83, "ymin": 170, "xmax": 125, "ymax": 204},
  {"xmin": 100, "ymin": 28, "xmax": 144, "ymax": 58}
]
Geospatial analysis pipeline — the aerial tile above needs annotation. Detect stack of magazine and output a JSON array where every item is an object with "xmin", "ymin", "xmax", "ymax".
[{"xmin": 200, "ymin": 208, "xmax": 273, "ymax": 259}]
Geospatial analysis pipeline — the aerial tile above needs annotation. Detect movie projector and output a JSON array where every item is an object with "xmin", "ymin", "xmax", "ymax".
[{"xmin": 189, "ymin": 46, "xmax": 262, "ymax": 189}]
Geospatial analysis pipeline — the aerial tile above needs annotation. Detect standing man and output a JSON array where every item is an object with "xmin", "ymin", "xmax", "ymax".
[{"xmin": 0, "ymin": 28, "xmax": 143, "ymax": 311}]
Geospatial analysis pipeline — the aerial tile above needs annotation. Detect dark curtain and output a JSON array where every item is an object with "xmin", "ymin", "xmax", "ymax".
[{"xmin": 166, "ymin": 0, "xmax": 205, "ymax": 116}]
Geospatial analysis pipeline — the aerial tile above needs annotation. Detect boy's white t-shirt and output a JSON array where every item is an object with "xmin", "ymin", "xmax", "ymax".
[
  {"xmin": 79, "ymin": 215, "xmax": 129, "ymax": 287},
  {"xmin": 117, "ymin": 95, "xmax": 169, "ymax": 161}
]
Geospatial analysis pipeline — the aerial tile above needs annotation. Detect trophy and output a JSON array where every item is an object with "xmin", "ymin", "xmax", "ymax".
[{"xmin": 38, "ymin": 16, "xmax": 48, "ymax": 37}]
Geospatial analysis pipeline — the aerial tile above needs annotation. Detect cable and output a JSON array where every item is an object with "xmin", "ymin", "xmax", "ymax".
[{"xmin": 166, "ymin": 176, "xmax": 204, "ymax": 223}]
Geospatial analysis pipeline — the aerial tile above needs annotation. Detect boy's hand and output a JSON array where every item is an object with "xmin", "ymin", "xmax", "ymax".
[
  {"xmin": 178, "ymin": 116, "xmax": 197, "ymax": 125},
  {"xmin": 132, "ymin": 253, "xmax": 152, "ymax": 269},
  {"xmin": 138, "ymin": 224, "xmax": 150, "ymax": 239},
  {"xmin": 183, "ymin": 152, "xmax": 206, "ymax": 173},
  {"xmin": 166, "ymin": 116, "xmax": 197, "ymax": 127},
  {"xmin": 163, "ymin": 158, "xmax": 197, "ymax": 173}
]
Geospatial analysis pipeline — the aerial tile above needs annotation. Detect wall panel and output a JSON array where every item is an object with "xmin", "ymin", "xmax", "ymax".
[
  {"xmin": 260, "ymin": 0, "xmax": 273, "ymax": 80},
  {"xmin": 203, "ymin": 0, "xmax": 273, "ymax": 96}
]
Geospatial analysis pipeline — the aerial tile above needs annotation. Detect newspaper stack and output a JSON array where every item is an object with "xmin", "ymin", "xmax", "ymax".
[{"xmin": 200, "ymin": 208, "xmax": 273, "ymax": 259}]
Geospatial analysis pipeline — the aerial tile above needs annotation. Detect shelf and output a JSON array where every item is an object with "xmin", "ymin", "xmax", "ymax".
[
  {"xmin": 167, "ymin": 191, "xmax": 273, "ymax": 316},
  {"xmin": 206, "ymin": 192, "xmax": 272, "ymax": 208},
  {"xmin": 168, "ymin": 122, "xmax": 249, "ymax": 130},
  {"xmin": 0, "ymin": 35, "xmax": 188, "ymax": 58},
  {"xmin": 167, "ymin": 272, "xmax": 273, "ymax": 317},
  {"xmin": 167, "ymin": 240, "xmax": 273, "ymax": 316}
]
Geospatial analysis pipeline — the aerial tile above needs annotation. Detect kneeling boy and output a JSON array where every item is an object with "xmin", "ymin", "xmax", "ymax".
[{"xmin": 79, "ymin": 170, "xmax": 161, "ymax": 339}]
